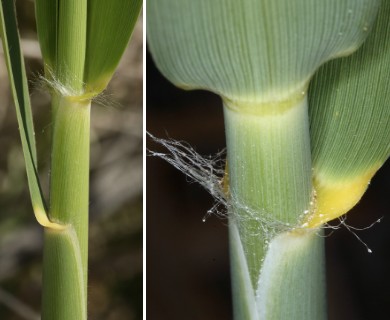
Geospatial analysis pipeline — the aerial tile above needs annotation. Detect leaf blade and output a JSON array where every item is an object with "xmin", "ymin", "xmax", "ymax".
[
  {"xmin": 35, "ymin": 0, "xmax": 58, "ymax": 74},
  {"xmin": 0, "ymin": 0, "xmax": 50, "ymax": 224},
  {"xmin": 84, "ymin": 0, "xmax": 142, "ymax": 93},
  {"xmin": 308, "ymin": 0, "xmax": 390, "ymax": 225},
  {"xmin": 148, "ymin": 0, "xmax": 380, "ymax": 104}
]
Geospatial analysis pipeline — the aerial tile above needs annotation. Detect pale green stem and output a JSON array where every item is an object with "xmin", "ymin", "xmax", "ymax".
[
  {"xmin": 57, "ymin": 0, "xmax": 87, "ymax": 92},
  {"xmin": 224, "ymin": 95, "xmax": 312, "ymax": 283},
  {"xmin": 229, "ymin": 220, "xmax": 259, "ymax": 320},
  {"xmin": 42, "ymin": 97, "xmax": 90, "ymax": 320},
  {"xmin": 224, "ymin": 95, "xmax": 325, "ymax": 319},
  {"xmin": 256, "ymin": 229, "xmax": 326, "ymax": 320},
  {"xmin": 229, "ymin": 221, "xmax": 326, "ymax": 320},
  {"xmin": 51, "ymin": 92, "xmax": 61, "ymax": 123}
]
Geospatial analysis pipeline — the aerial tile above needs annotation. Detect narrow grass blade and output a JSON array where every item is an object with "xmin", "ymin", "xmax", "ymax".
[
  {"xmin": 0, "ymin": 0, "xmax": 60, "ymax": 229},
  {"xmin": 84, "ymin": 0, "xmax": 142, "ymax": 93},
  {"xmin": 0, "ymin": 0, "xmax": 36, "ymax": 162},
  {"xmin": 307, "ymin": 0, "xmax": 390, "ymax": 227}
]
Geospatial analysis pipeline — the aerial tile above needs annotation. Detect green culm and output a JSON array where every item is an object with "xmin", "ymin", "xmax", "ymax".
[
  {"xmin": 147, "ymin": 0, "xmax": 389, "ymax": 319},
  {"xmin": 0, "ymin": 0, "xmax": 142, "ymax": 319}
]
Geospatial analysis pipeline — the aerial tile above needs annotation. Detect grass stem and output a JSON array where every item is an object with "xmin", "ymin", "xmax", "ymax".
[{"xmin": 42, "ymin": 97, "xmax": 90, "ymax": 320}]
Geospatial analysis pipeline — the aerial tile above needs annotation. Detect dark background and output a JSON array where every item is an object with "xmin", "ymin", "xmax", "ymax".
[
  {"xmin": 146, "ymin": 50, "xmax": 390, "ymax": 320},
  {"xmin": 0, "ymin": 2, "xmax": 142, "ymax": 319}
]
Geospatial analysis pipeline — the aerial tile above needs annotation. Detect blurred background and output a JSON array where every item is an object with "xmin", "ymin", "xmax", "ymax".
[
  {"xmin": 0, "ymin": 1, "xmax": 142, "ymax": 319},
  {"xmin": 147, "ymin": 50, "xmax": 390, "ymax": 319}
]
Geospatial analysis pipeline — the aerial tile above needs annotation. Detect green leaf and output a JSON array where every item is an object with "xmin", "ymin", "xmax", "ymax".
[
  {"xmin": 307, "ymin": 0, "xmax": 390, "ymax": 227},
  {"xmin": 1, "ymin": 0, "xmax": 36, "ymax": 162},
  {"xmin": 36, "ymin": 0, "xmax": 142, "ymax": 96},
  {"xmin": 0, "ymin": 0, "xmax": 62, "ymax": 229},
  {"xmin": 35, "ymin": 0, "xmax": 58, "ymax": 73},
  {"xmin": 84, "ymin": 0, "xmax": 143, "ymax": 94},
  {"xmin": 148, "ymin": 0, "xmax": 380, "ymax": 104},
  {"xmin": 147, "ymin": 1, "xmax": 382, "ymax": 319}
]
